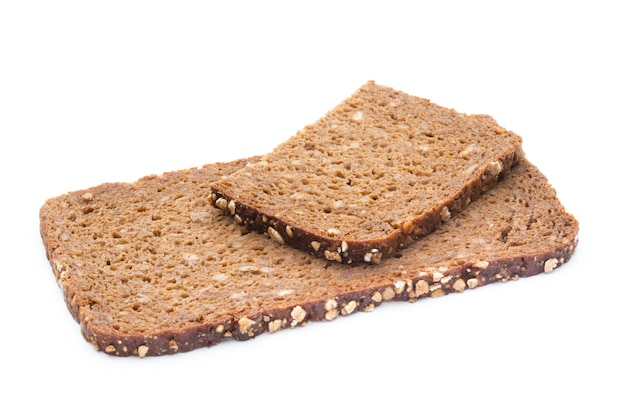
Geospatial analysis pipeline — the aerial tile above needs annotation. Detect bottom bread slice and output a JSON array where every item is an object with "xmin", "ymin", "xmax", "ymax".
[{"xmin": 40, "ymin": 156, "xmax": 578, "ymax": 357}]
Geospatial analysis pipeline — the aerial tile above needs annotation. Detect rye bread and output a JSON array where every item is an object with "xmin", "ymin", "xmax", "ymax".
[
  {"xmin": 210, "ymin": 81, "xmax": 523, "ymax": 264},
  {"xmin": 40, "ymin": 156, "xmax": 578, "ymax": 357}
]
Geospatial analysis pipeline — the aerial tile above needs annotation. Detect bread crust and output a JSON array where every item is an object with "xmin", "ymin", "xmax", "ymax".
[
  {"xmin": 40, "ymin": 157, "xmax": 578, "ymax": 357},
  {"xmin": 211, "ymin": 149, "xmax": 520, "ymax": 265},
  {"xmin": 72, "ymin": 246, "xmax": 576, "ymax": 356}
]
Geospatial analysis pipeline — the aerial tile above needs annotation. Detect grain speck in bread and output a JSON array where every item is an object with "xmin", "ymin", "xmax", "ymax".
[
  {"xmin": 39, "ymin": 156, "xmax": 578, "ymax": 357},
  {"xmin": 210, "ymin": 81, "xmax": 523, "ymax": 264}
]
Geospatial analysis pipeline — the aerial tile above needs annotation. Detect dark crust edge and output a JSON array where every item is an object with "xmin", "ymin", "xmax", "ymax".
[
  {"xmin": 209, "ymin": 149, "xmax": 521, "ymax": 265},
  {"xmin": 48, "ymin": 237, "xmax": 577, "ymax": 357}
]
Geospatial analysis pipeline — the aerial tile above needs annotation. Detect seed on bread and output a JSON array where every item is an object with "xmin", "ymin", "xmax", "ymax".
[
  {"xmin": 325, "ymin": 309, "xmax": 339, "ymax": 321},
  {"xmin": 238, "ymin": 317, "xmax": 255, "ymax": 336},
  {"xmin": 324, "ymin": 250, "xmax": 342, "ymax": 262},
  {"xmin": 227, "ymin": 199, "xmax": 236, "ymax": 215},
  {"xmin": 459, "ymin": 143, "xmax": 482, "ymax": 158},
  {"xmin": 364, "ymin": 249, "xmax": 382, "ymax": 264},
  {"xmin": 543, "ymin": 258, "xmax": 559, "ymax": 273},
  {"xmin": 290, "ymin": 305, "xmax": 306, "ymax": 324},
  {"xmin": 269, "ymin": 319, "xmax": 283, "ymax": 333},
  {"xmin": 440, "ymin": 206, "xmax": 451, "ymax": 222},
  {"xmin": 487, "ymin": 160, "xmax": 503, "ymax": 177},
  {"xmin": 341, "ymin": 300, "xmax": 358, "ymax": 315},
  {"xmin": 382, "ymin": 286, "xmax": 395, "ymax": 301},
  {"xmin": 394, "ymin": 280, "xmax": 406, "ymax": 294},
  {"xmin": 137, "ymin": 345, "xmax": 149, "ymax": 358},
  {"xmin": 415, "ymin": 280, "xmax": 429, "ymax": 296},
  {"xmin": 215, "ymin": 197, "xmax": 228, "ymax": 211},
  {"xmin": 475, "ymin": 261, "xmax": 490, "ymax": 269},
  {"xmin": 324, "ymin": 298, "xmax": 337, "ymax": 312},
  {"xmin": 268, "ymin": 227, "xmax": 285, "ymax": 245},
  {"xmin": 453, "ymin": 279, "xmax": 467, "ymax": 292}
]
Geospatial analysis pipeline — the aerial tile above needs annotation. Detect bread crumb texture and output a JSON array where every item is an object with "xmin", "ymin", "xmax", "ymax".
[
  {"xmin": 40, "ymin": 156, "xmax": 577, "ymax": 357},
  {"xmin": 210, "ymin": 81, "xmax": 523, "ymax": 263}
]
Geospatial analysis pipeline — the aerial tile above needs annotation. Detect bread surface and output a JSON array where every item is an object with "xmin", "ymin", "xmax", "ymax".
[
  {"xmin": 210, "ymin": 81, "xmax": 523, "ymax": 264},
  {"xmin": 40, "ymin": 156, "xmax": 578, "ymax": 357}
]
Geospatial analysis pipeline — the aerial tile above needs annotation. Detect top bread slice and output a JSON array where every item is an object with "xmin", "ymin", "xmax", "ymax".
[
  {"xmin": 40, "ymin": 155, "xmax": 578, "ymax": 357},
  {"xmin": 210, "ymin": 81, "xmax": 522, "ymax": 264}
]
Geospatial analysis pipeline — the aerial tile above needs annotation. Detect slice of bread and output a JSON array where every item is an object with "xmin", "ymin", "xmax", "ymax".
[
  {"xmin": 40, "ymin": 156, "xmax": 578, "ymax": 357},
  {"xmin": 210, "ymin": 81, "xmax": 523, "ymax": 264}
]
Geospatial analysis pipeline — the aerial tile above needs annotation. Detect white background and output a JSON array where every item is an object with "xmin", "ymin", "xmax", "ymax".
[{"xmin": 1, "ymin": 1, "xmax": 624, "ymax": 415}]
